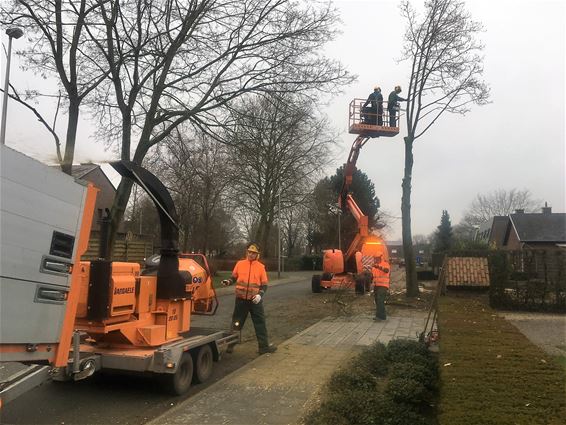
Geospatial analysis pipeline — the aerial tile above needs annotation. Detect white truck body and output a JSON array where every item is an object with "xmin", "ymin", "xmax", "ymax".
[{"xmin": 0, "ymin": 145, "xmax": 92, "ymax": 360}]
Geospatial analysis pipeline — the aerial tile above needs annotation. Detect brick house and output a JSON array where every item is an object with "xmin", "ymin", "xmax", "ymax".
[
  {"xmin": 477, "ymin": 204, "xmax": 566, "ymax": 251},
  {"xmin": 486, "ymin": 204, "xmax": 566, "ymax": 250}
]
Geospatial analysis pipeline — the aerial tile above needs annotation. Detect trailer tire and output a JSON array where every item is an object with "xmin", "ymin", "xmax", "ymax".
[
  {"xmin": 312, "ymin": 275, "xmax": 322, "ymax": 293},
  {"xmin": 166, "ymin": 352, "xmax": 193, "ymax": 395},
  {"xmin": 192, "ymin": 344, "xmax": 213, "ymax": 384}
]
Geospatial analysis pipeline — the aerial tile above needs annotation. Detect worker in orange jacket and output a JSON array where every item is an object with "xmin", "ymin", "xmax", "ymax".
[
  {"xmin": 222, "ymin": 243, "xmax": 277, "ymax": 355},
  {"xmin": 371, "ymin": 255, "xmax": 391, "ymax": 321}
]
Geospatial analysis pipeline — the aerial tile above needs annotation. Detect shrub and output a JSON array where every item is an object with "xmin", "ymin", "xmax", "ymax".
[
  {"xmin": 379, "ymin": 399, "xmax": 431, "ymax": 425},
  {"xmin": 389, "ymin": 361, "xmax": 438, "ymax": 391},
  {"xmin": 300, "ymin": 255, "xmax": 322, "ymax": 270},
  {"xmin": 318, "ymin": 389, "xmax": 381, "ymax": 425},
  {"xmin": 385, "ymin": 376, "xmax": 427, "ymax": 405},
  {"xmin": 356, "ymin": 342, "xmax": 388, "ymax": 377},
  {"xmin": 386, "ymin": 339, "xmax": 434, "ymax": 370},
  {"xmin": 304, "ymin": 338, "xmax": 439, "ymax": 425},
  {"xmin": 328, "ymin": 366, "xmax": 377, "ymax": 393}
]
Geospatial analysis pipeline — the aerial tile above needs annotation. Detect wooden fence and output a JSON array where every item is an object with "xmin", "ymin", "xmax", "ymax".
[{"xmin": 82, "ymin": 239, "xmax": 154, "ymax": 264}]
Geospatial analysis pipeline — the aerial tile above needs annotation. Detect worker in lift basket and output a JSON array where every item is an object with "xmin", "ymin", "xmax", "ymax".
[
  {"xmin": 371, "ymin": 255, "xmax": 391, "ymax": 321},
  {"xmin": 222, "ymin": 243, "xmax": 277, "ymax": 355},
  {"xmin": 362, "ymin": 86, "xmax": 383, "ymax": 125},
  {"xmin": 388, "ymin": 85, "xmax": 406, "ymax": 127}
]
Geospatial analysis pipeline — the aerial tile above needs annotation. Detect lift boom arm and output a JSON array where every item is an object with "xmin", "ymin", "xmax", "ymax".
[{"xmin": 338, "ymin": 135, "xmax": 371, "ymax": 265}]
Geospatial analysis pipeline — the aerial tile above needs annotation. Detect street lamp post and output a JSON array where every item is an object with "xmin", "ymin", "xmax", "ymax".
[
  {"xmin": 338, "ymin": 208, "xmax": 341, "ymax": 251},
  {"xmin": 277, "ymin": 192, "xmax": 281, "ymax": 279},
  {"xmin": 1, "ymin": 27, "xmax": 24, "ymax": 146}
]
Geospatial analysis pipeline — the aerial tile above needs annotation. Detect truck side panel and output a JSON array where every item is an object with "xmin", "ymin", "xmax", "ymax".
[{"xmin": 0, "ymin": 146, "xmax": 92, "ymax": 353}]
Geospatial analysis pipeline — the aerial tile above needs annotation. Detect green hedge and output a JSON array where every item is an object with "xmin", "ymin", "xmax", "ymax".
[
  {"xmin": 488, "ymin": 250, "xmax": 566, "ymax": 312},
  {"xmin": 304, "ymin": 339, "xmax": 438, "ymax": 425}
]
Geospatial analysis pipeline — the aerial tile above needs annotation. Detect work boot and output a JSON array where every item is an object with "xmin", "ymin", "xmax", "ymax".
[{"xmin": 258, "ymin": 345, "xmax": 277, "ymax": 355}]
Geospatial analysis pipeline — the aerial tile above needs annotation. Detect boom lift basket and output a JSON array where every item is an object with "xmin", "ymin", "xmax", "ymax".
[{"xmin": 349, "ymin": 98, "xmax": 400, "ymax": 138}]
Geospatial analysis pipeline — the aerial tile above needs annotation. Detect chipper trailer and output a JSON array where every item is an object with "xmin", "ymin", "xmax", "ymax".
[
  {"xmin": 0, "ymin": 145, "xmax": 238, "ymax": 406},
  {"xmin": 311, "ymin": 98, "xmax": 399, "ymax": 294}
]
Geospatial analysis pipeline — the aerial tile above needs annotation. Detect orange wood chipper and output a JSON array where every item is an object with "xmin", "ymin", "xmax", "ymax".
[{"xmin": 0, "ymin": 147, "xmax": 237, "ymax": 406}]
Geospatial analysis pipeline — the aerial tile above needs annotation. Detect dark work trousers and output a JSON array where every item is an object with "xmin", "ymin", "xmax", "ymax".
[
  {"xmin": 388, "ymin": 108, "xmax": 396, "ymax": 127},
  {"xmin": 231, "ymin": 297, "xmax": 269, "ymax": 350},
  {"xmin": 374, "ymin": 286, "xmax": 388, "ymax": 320}
]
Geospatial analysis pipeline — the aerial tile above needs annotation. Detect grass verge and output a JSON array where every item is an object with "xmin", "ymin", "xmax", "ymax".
[{"xmin": 438, "ymin": 293, "xmax": 566, "ymax": 425}]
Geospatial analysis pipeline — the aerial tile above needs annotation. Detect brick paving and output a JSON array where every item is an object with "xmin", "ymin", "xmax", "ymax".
[{"xmin": 151, "ymin": 310, "xmax": 427, "ymax": 425}]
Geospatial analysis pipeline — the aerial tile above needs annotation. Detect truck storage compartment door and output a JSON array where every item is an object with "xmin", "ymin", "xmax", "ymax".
[{"xmin": 0, "ymin": 145, "xmax": 91, "ymax": 348}]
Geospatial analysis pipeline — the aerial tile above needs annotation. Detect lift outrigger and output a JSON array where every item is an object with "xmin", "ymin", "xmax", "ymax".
[{"xmin": 311, "ymin": 98, "xmax": 400, "ymax": 294}]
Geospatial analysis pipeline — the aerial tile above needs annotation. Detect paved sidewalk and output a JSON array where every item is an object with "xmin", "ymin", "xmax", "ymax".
[
  {"xmin": 500, "ymin": 311, "xmax": 566, "ymax": 357},
  {"xmin": 150, "ymin": 310, "xmax": 427, "ymax": 425}
]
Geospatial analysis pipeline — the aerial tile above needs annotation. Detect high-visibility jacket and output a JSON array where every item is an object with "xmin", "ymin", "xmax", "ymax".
[
  {"xmin": 232, "ymin": 259, "xmax": 268, "ymax": 300},
  {"xmin": 372, "ymin": 261, "xmax": 391, "ymax": 288}
]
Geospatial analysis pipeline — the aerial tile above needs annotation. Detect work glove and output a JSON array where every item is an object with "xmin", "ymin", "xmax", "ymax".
[
  {"xmin": 251, "ymin": 294, "xmax": 262, "ymax": 304},
  {"xmin": 221, "ymin": 279, "xmax": 231, "ymax": 286}
]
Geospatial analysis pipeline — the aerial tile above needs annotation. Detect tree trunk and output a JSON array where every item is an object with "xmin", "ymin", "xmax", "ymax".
[
  {"xmin": 106, "ymin": 177, "xmax": 135, "ymax": 257},
  {"xmin": 402, "ymin": 136, "xmax": 419, "ymax": 297},
  {"xmin": 61, "ymin": 99, "xmax": 80, "ymax": 175},
  {"xmin": 202, "ymin": 213, "xmax": 210, "ymax": 254}
]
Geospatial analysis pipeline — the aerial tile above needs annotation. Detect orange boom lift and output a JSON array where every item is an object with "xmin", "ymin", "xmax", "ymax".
[{"xmin": 311, "ymin": 98, "xmax": 399, "ymax": 293}]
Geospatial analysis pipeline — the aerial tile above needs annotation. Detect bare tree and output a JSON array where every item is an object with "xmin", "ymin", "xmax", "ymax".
[
  {"xmin": 149, "ymin": 128, "xmax": 236, "ymax": 253},
  {"xmin": 1, "ymin": 84, "xmax": 64, "ymax": 162},
  {"xmin": 80, "ymin": 0, "xmax": 352, "ymax": 252},
  {"xmin": 227, "ymin": 93, "xmax": 335, "ymax": 257},
  {"xmin": 4, "ymin": 0, "xmax": 352, "ymax": 251},
  {"xmin": 2, "ymin": 0, "xmax": 109, "ymax": 174},
  {"xmin": 399, "ymin": 0, "xmax": 490, "ymax": 296},
  {"xmin": 462, "ymin": 188, "xmax": 540, "ymax": 226},
  {"xmin": 280, "ymin": 203, "xmax": 310, "ymax": 257}
]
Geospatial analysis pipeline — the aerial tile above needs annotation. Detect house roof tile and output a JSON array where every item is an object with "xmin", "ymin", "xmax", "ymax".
[
  {"xmin": 444, "ymin": 257, "xmax": 490, "ymax": 287},
  {"xmin": 510, "ymin": 213, "xmax": 566, "ymax": 242}
]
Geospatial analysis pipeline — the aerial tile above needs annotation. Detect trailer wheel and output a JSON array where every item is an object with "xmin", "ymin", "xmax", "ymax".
[
  {"xmin": 312, "ymin": 275, "xmax": 322, "ymax": 293},
  {"xmin": 192, "ymin": 344, "xmax": 213, "ymax": 384},
  {"xmin": 166, "ymin": 352, "xmax": 193, "ymax": 395}
]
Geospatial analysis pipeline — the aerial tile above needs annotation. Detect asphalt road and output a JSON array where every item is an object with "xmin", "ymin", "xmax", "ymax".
[{"xmin": 0, "ymin": 274, "xmax": 318, "ymax": 425}]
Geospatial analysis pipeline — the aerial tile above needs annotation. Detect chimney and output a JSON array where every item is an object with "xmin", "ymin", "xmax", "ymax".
[
  {"xmin": 542, "ymin": 201, "xmax": 552, "ymax": 214},
  {"xmin": 514, "ymin": 209, "xmax": 524, "ymax": 214}
]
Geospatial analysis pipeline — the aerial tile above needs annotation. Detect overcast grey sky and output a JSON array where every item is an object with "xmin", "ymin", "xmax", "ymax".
[
  {"xmin": 325, "ymin": 0, "xmax": 565, "ymax": 241},
  {"xmin": 1, "ymin": 0, "xmax": 564, "ymax": 242}
]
